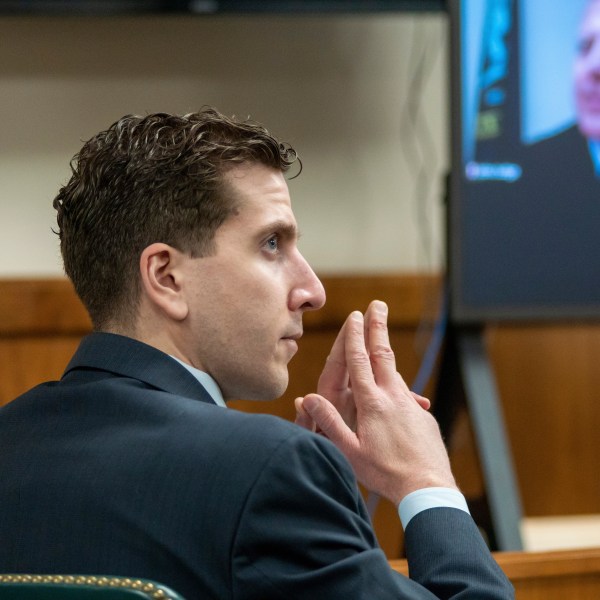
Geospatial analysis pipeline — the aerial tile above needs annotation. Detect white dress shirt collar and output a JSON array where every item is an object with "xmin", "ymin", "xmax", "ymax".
[
  {"xmin": 588, "ymin": 139, "xmax": 600, "ymax": 178},
  {"xmin": 169, "ymin": 356, "xmax": 226, "ymax": 408}
]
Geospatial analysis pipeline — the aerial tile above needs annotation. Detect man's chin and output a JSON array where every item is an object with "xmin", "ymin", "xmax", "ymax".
[
  {"xmin": 230, "ymin": 373, "xmax": 289, "ymax": 402},
  {"xmin": 577, "ymin": 116, "xmax": 600, "ymax": 140}
]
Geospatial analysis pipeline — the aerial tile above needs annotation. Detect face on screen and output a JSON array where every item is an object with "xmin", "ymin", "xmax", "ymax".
[{"xmin": 575, "ymin": 0, "xmax": 600, "ymax": 139}]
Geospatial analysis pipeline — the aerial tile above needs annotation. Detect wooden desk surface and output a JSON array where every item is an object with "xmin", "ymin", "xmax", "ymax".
[{"xmin": 390, "ymin": 547, "xmax": 600, "ymax": 599}]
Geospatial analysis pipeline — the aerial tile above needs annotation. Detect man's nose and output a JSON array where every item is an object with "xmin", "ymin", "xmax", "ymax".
[
  {"xmin": 586, "ymin": 39, "xmax": 600, "ymax": 74},
  {"xmin": 289, "ymin": 255, "xmax": 326, "ymax": 313}
]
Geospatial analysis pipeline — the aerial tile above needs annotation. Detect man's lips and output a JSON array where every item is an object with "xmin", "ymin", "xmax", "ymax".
[
  {"xmin": 281, "ymin": 332, "xmax": 302, "ymax": 354},
  {"xmin": 579, "ymin": 90, "xmax": 600, "ymax": 110},
  {"xmin": 282, "ymin": 331, "xmax": 303, "ymax": 341}
]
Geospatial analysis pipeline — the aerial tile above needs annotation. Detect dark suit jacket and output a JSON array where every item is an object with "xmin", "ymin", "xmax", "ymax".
[
  {"xmin": 462, "ymin": 125, "xmax": 600, "ymax": 314},
  {"xmin": 0, "ymin": 333, "xmax": 512, "ymax": 599},
  {"xmin": 517, "ymin": 126, "xmax": 600, "ymax": 301}
]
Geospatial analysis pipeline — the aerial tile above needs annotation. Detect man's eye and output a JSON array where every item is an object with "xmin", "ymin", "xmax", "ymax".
[
  {"xmin": 265, "ymin": 236, "xmax": 279, "ymax": 252},
  {"xmin": 579, "ymin": 37, "xmax": 594, "ymax": 56}
]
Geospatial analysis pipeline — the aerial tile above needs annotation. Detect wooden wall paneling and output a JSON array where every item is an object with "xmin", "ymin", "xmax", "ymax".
[
  {"xmin": 0, "ymin": 279, "xmax": 91, "ymax": 335},
  {"xmin": 0, "ymin": 337, "xmax": 83, "ymax": 406},
  {"xmin": 487, "ymin": 324, "xmax": 600, "ymax": 517},
  {"xmin": 0, "ymin": 279, "xmax": 92, "ymax": 408}
]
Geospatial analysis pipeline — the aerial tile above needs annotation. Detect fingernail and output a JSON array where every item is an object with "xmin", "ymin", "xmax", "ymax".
[
  {"xmin": 303, "ymin": 395, "xmax": 319, "ymax": 412},
  {"xmin": 374, "ymin": 300, "xmax": 388, "ymax": 315},
  {"xmin": 351, "ymin": 311, "xmax": 364, "ymax": 323}
]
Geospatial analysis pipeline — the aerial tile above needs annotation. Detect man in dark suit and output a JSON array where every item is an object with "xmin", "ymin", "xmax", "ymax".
[
  {"xmin": 0, "ymin": 109, "xmax": 513, "ymax": 598},
  {"xmin": 482, "ymin": 0, "xmax": 600, "ymax": 311},
  {"xmin": 575, "ymin": 0, "xmax": 600, "ymax": 149},
  {"xmin": 460, "ymin": 0, "xmax": 600, "ymax": 316}
]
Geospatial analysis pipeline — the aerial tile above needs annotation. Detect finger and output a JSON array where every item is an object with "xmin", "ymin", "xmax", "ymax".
[
  {"xmin": 301, "ymin": 394, "xmax": 357, "ymax": 451},
  {"xmin": 317, "ymin": 314, "xmax": 351, "ymax": 397},
  {"xmin": 294, "ymin": 396, "xmax": 316, "ymax": 432},
  {"xmin": 363, "ymin": 300, "xmax": 378, "ymax": 353},
  {"xmin": 343, "ymin": 311, "xmax": 378, "ymax": 396},
  {"xmin": 411, "ymin": 392, "xmax": 431, "ymax": 410},
  {"xmin": 363, "ymin": 299, "xmax": 382, "ymax": 357},
  {"xmin": 364, "ymin": 303, "xmax": 371, "ymax": 357},
  {"xmin": 363, "ymin": 300, "xmax": 405, "ymax": 390}
]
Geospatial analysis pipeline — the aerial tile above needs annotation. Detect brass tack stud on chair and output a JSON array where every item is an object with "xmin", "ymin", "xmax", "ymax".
[{"xmin": 0, "ymin": 574, "xmax": 186, "ymax": 599}]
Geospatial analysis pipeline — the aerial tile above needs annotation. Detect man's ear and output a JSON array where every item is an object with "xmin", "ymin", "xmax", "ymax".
[{"xmin": 139, "ymin": 243, "xmax": 189, "ymax": 321}]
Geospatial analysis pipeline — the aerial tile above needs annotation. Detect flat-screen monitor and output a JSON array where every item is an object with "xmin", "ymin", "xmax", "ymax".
[
  {"xmin": 449, "ymin": 0, "xmax": 600, "ymax": 323},
  {"xmin": 0, "ymin": 0, "xmax": 444, "ymax": 14}
]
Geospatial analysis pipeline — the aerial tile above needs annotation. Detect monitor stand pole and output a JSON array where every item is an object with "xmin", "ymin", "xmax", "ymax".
[{"xmin": 433, "ymin": 324, "xmax": 523, "ymax": 551}]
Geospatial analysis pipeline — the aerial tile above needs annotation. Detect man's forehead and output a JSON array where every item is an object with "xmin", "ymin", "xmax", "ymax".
[
  {"xmin": 223, "ymin": 162, "xmax": 287, "ymax": 192},
  {"xmin": 219, "ymin": 162, "xmax": 297, "ymax": 231},
  {"xmin": 231, "ymin": 201, "xmax": 298, "ymax": 233},
  {"xmin": 582, "ymin": 1, "xmax": 600, "ymax": 29}
]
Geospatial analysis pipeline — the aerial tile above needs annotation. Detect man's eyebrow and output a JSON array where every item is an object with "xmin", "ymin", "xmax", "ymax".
[{"xmin": 256, "ymin": 220, "xmax": 299, "ymax": 240}]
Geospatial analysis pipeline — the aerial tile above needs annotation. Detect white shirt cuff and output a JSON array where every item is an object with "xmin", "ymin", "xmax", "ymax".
[{"xmin": 398, "ymin": 487, "xmax": 470, "ymax": 530}]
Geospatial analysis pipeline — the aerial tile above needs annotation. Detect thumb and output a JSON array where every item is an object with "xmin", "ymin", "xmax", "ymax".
[
  {"xmin": 294, "ymin": 397, "xmax": 316, "ymax": 432},
  {"xmin": 411, "ymin": 392, "xmax": 431, "ymax": 410},
  {"xmin": 302, "ymin": 394, "xmax": 356, "ymax": 450}
]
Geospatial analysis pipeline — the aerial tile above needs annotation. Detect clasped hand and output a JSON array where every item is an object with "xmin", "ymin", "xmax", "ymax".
[{"xmin": 295, "ymin": 300, "xmax": 457, "ymax": 505}]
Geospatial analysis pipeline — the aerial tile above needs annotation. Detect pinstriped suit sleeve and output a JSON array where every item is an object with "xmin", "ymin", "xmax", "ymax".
[{"xmin": 230, "ymin": 430, "xmax": 514, "ymax": 599}]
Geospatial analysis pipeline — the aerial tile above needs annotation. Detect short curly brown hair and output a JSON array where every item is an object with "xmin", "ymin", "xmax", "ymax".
[{"xmin": 53, "ymin": 108, "xmax": 299, "ymax": 330}]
